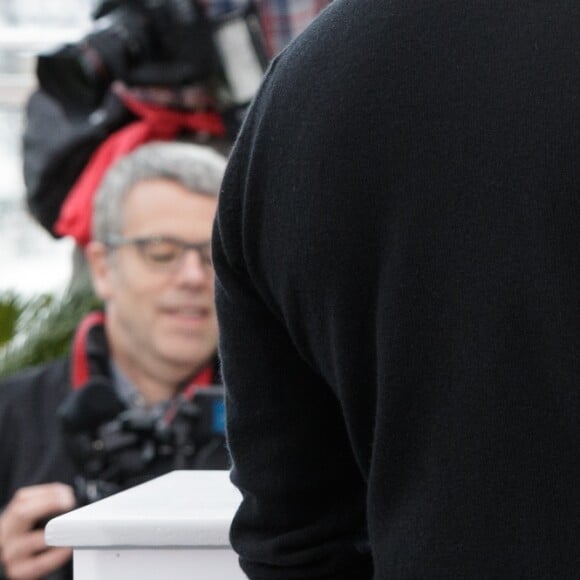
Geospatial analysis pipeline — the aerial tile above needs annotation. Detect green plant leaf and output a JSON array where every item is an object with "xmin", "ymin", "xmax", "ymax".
[
  {"xmin": 0, "ymin": 293, "xmax": 22, "ymax": 346},
  {"xmin": 0, "ymin": 285, "xmax": 102, "ymax": 379}
]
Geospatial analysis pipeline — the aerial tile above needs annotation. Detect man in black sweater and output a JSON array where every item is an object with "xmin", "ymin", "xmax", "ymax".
[{"xmin": 213, "ymin": 0, "xmax": 580, "ymax": 578}]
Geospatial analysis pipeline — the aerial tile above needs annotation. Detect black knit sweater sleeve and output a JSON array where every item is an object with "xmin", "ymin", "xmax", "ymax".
[
  {"xmin": 213, "ymin": 61, "xmax": 372, "ymax": 580},
  {"xmin": 215, "ymin": 0, "xmax": 580, "ymax": 577}
]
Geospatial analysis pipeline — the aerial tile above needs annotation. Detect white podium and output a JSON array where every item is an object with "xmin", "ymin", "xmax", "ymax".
[{"xmin": 45, "ymin": 471, "xmax": 245, "ymax": 580}]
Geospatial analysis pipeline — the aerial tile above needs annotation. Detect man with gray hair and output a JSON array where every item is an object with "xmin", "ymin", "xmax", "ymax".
[{"xmin": 0, "ymin": 141, "xmax": 227, "ymax": 580}]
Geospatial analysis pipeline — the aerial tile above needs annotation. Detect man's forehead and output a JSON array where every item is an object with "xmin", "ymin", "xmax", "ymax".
[
  {"xmin": 124, "ymin": 177, "xmax": 216, "ymax": 202},
  {"xmin": 117, "ymin": 178, "xmax": 217, "ymax": 242}
]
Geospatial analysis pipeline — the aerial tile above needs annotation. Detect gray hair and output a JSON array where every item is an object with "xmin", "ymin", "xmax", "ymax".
[{"xmin": 92, "ymin": 141, "xmax": 227, "ymax": 242}]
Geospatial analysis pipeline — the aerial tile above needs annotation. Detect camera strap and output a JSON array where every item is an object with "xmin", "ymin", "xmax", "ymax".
[
  {"xmin": 161, "ymin": 366, "xmax": 214, "ymax": 425},
  {"xmin": 71, "ymin": 311, "xmax": 106, "ymax": 389}
]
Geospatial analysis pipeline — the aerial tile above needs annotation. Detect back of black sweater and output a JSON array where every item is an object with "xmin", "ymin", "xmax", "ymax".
[{"xmin": 214, "ymin": 1, "xmax": 580, "ymax": 578}]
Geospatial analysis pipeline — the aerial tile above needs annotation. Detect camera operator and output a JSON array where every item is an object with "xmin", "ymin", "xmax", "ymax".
[{"xmin": 0, "ymin": 141, "xmax": 227, "ymax": 580}]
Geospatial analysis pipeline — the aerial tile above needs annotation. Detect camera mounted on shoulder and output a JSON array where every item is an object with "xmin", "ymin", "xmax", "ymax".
[
  {"xmin": 23, "ymin": 0, "xmax": 268, "ymax": 236},
  {"xmin": 37, "ymin": 0, "xmax": 268, "ymax": 118}
]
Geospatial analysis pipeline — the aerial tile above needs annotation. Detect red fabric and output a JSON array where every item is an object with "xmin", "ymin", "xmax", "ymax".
[
  {"xmin": 163, "ymin": 366, "xmax": 215, "ymax": 425},
  {"xmin": 71, "ymin": 311, "xmax": 106, "ymax": 389},
  {"xmin": 182, "ymin": 365, "xmax": 214, "ymax": 400},
  {"xmin": 54, "ymin": 93, "xmax": 226, "ymax": 246}
]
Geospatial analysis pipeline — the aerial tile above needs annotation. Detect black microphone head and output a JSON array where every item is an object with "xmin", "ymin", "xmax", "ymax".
[{"xmin": 58, "ymin": 376, "xmax": 126, "ymax": 433}]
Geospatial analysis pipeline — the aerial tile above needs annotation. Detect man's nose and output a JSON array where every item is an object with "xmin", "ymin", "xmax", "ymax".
[{"xmin": 175, "ymin": 249, "xmax": 212, "ymax": 285}]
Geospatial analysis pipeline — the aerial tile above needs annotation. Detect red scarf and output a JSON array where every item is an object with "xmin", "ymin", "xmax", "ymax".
[{"xmin": 55, "ymin": 93, "xmax": 226, "ymax": 246}]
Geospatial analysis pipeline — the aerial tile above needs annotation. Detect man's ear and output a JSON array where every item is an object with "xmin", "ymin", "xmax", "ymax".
[{"xmin": 85, "ymin": 241, "xmax": 114, "ymax": 301}]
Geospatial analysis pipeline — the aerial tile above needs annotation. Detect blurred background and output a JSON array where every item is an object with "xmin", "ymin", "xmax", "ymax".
[{"xmin": 0, "ymin": 0, "xmax": 91, "ymax": 295}]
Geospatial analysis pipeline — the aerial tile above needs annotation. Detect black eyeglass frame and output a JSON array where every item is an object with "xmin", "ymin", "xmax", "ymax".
[{"xmin": 105, "ymin": 235, "xmax": 213, "ymax": 271}]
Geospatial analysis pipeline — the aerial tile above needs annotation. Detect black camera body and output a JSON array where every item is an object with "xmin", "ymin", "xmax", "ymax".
[
  {"xmin": 37, "ymin": 0, "xmax": 267, "ymax": 116},
  {"xmin": 58, "ymin": 378, "xmax": 228, "ymax": 505}
]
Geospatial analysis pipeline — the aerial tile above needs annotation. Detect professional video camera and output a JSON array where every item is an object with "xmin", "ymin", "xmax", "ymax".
[
  {"xmin": 58, "ymin": 378, "xmax": 228, "ymax": 505},
  {"xmin": 24, "ymin": 0, "xmax": 269, "ymax": 235},
  {"xmin": 36, "ymin": 0, "xmax": 268, "ymax": 117}
]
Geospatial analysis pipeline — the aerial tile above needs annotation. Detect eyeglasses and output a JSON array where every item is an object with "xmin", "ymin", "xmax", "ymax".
[{"xmin": 106, "ymin": 235, "xmax": 213, "ymax": 273}]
